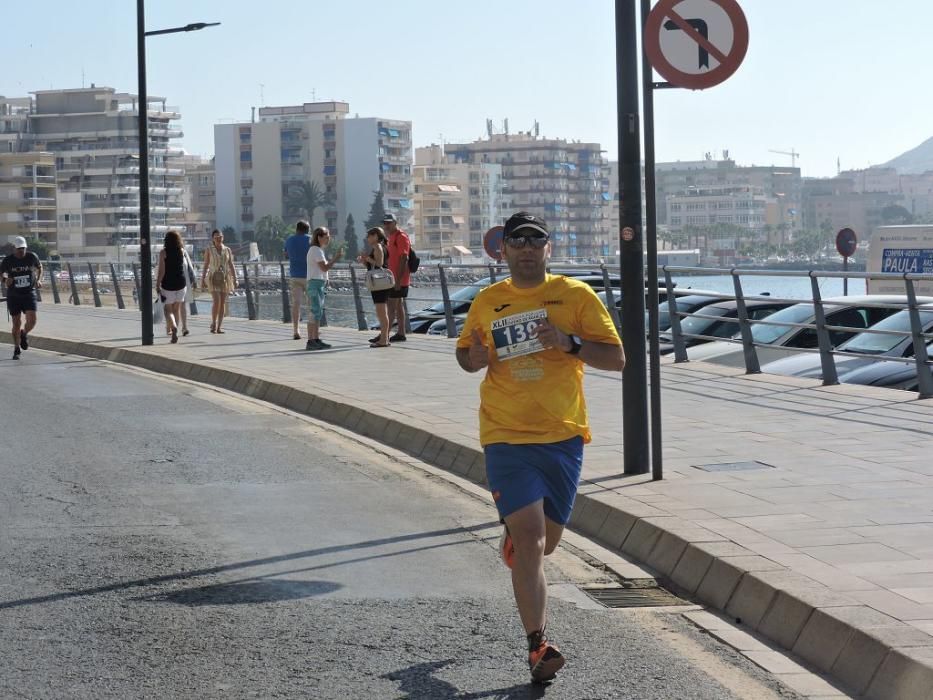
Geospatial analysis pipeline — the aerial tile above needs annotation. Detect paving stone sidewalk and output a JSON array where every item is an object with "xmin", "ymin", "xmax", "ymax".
[{"xmin": 13, "ymin": 305, "xmax": 933, "ymax": 699}]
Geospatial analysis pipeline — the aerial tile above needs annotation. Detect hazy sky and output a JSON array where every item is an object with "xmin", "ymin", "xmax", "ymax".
[{"xmin": 3, "ymin": 1, "xmax": 930, "ymax": 178}]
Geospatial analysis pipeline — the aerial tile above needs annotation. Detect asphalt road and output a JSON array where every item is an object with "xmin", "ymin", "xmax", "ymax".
[{"xmin": 0, "ymin": 350, "xmax": 804, "ymax": 699}]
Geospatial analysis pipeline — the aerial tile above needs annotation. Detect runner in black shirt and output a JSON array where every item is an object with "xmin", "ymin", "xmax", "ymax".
[{"xmin": 1, "ymin": 236, "xmax": 43, "ymax": 359}]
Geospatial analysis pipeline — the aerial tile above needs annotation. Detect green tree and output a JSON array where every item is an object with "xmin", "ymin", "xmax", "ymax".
[
  {"xmin": 26, "ymin": 238, "xmax": 51, "ymax": 259},
  {"xmin": 881, "ymin": 204, "xmax": 914, "ymax": 225},
  {"xmin": 343, "ymin": 213, "xmax": 359, "ymax": 260},
  {"xmin": 254, "ymin": 215, "xmax": 289, "ymax": 260},
  {"xmin": 286, "ymin": 180, "xmax": 334, "ymax": 226},
  {"xmin": 364, "ymin": 190, "xmax": 386, "ymax": 230},
  {"xmin": 221, "ymin": 225, "xmax": 238, "ymax": 245}
]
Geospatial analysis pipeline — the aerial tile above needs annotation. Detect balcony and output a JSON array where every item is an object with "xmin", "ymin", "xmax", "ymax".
[{"xmin": 20, "ymin": 197, "xmax": 57, "ymax": 208}]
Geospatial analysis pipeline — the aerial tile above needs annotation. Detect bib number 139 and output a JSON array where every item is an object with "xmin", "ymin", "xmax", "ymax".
[
  {"xmin": 491, "ymin": 308, "xmax": 547, "ymax": 360},
  {"xmin": 500, "ymin": 320, "xmax": 538, "ymax": 345}
]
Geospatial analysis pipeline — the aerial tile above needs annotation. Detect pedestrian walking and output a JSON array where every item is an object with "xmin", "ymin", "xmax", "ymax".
[
  {"xmin": 383, "ymin": 213, "xmax": 411, "ymax": 342},
  {"xmin": 164, "ymin": 238, "xmax": 196, "ymax": 338},
  {"xmin": 455, "ymin": 212, "xmax": 625, "ymax": 684},
  {"xmin": 155, "ymin": 230, "xmax": 188, "ymax": 343},
  {"xmin": 358, "ymin": 226, "xmax": 391, "ymax": 347},
  {"xmin": 284, "ymin": 220, "xmax": 312, "ymax": 340},
  {"xmin": 200, "ymin": 229, "xmax": 237, "ymax": 334},
  {"xmin": 1, "ymin": 236, "xmax": 43, "ymax": 360},
  {"xmin": 305, "ymin": 226, "xmax": 343, "ymax": 350}
]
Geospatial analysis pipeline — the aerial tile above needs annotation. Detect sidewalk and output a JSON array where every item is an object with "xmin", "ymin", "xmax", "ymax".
[{"xmin": 12, "ymin": 305, "xmax": 933, "ymax": 699}]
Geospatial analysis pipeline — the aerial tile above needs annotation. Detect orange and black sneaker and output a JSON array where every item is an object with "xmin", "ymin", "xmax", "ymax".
[
  {"xmin": 528, "ymin": 630, "xmax": 564, "ymax": 684},
  {"xmin": 499, "ymin": 525, "xmax": 515, "ymax": 569}
]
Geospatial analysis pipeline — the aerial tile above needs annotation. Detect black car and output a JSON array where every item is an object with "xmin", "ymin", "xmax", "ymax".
[{"xmin": 658, "ymin": 299, "xmax": 792, "ymax": 354}]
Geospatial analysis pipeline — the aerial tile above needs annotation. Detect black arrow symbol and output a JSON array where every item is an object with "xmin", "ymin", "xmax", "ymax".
[{"xmin": 664, "ymin": 18, "xmax": 710, "ymax": 69}]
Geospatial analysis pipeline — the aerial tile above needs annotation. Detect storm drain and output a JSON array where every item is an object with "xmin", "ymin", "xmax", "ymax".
[
  {"xmin": 580, "ymin": 585, "xmax": 687, "ymax": 608},
  {"xmin": 693, "ymin": 460, "xmax": 774, "ymax": 472}
]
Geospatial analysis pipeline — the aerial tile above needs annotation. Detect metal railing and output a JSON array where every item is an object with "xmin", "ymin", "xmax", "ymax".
[{"xmin": 660, "ymin": 267, "xmax": 933, "ymax": 399}]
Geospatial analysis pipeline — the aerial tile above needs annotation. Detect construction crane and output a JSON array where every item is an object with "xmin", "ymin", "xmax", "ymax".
[{"xmin": 768, "ymin": 148, "xmax": 800, "ymax": 168}]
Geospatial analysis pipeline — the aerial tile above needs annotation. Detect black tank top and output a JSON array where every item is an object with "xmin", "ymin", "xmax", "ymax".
[{"xmin": 162, "ymin": 246, "xmax": 186, "ymax": 291}]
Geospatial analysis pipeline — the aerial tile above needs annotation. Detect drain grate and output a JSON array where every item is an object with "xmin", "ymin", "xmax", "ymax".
[
  {"xmin": 693, "ymin": 460, "xmax": 774, "ymax": 472},
  {"xmin": 580, "ymin": 585, "xmax": 687, "ymax": 608}
]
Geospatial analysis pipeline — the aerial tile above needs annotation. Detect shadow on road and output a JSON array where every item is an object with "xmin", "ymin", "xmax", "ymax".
[
  {"xmin": 383, "ymin": 660, "xmax": 547, "ymax": 700},
  {"xmin": 0, "ymin": 521, "xmax": 498, "ymax": 611},
  {"xmin": 137, "ymin": 578, "xmax": 342, "ymax": 605}
]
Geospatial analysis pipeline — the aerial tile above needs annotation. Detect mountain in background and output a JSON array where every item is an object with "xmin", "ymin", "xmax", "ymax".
[{"xmin": 884, "ymin": 136, "xmax": 933, "ymax": 174}]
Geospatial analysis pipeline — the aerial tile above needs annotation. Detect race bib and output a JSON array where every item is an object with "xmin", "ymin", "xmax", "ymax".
[
  {"xmin": 14, "ymin": 274, "xmax": 31, "ymax": 289},
  {"xmin": 491, "ymin": 308, "xmax": 547, "ymax": 361}
]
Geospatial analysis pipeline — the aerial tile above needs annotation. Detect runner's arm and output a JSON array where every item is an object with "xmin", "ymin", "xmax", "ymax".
[{"xmin": 35, "ymin": 262, "xmax": 43, "ymax": 288}]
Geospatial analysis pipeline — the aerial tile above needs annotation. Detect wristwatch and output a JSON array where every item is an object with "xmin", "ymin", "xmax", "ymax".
[{"xmin": 566, "ymin": 335, "xmax": 583, "ymax": 355}]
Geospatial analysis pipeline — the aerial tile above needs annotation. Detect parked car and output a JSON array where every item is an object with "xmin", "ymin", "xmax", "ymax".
[
  {"xmin": 658, "ymin": 298, "xmax": 792, "ymax": 355},
  {"xmin": 834, "ymin": 343, "xmax": 933, "ymax": 391},
  {"xmin": 652, "ymin": 292, "xmax": 723, "ymax": 333},
  {"xmin": 759, "ymin": 305, "xmax": 933, "ymax": 380},
  {"xmin": 685, "ymin": 295, "xmax": 931, "ymax": 367}
]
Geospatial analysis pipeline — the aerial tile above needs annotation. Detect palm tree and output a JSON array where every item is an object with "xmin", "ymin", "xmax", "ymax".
[{"xmin": 286, "ymin": 180, "xmax": 334, "ymax": 226}]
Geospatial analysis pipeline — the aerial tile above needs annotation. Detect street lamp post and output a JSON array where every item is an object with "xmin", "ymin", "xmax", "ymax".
[{"xmin": 137, "ymin": 0, "xmax": 218, "ymax": 345}]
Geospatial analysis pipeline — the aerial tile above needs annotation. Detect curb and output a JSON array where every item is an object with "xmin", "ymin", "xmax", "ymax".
[{"xmin": 14, "ymin": 331, "xmax": 933, "ymax": 700}]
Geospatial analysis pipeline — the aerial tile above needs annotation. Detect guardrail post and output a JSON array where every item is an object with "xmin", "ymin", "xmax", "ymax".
[
  {"xmin": 488, "ymin": 263, "xmax": 497, "ymax": 284},
  {"xmin": 66, "ymin": 263, "xmax": 80, "ymax": 306},
  {"xmin": 348, "ymin": 265, "xmax": 368, "ymax": 331},
  {"xmin": 733, "ymin": 270, "xmax": 761, "ymax": 375},
  {"xmin": 132, "ymin": 263, "xmax": 140, "ymax": 307},
  {"xmin": 241, "ymin": 263, "xmax": 256, "ymax": 320},
  {"xmin": 48, "ymin": 261, "xmax": 61, "ymax": 304},
  {"xmin": 253, "ymin": 263, "xmax": 261, "ymax": 319},
  {"xmin": 809, "ymin": 273, "xmax": 839, "ymax": 385},
  {"xmin": 664, "ymin": 269, "xmax": 688, "ymax": 363},
  {"xmin": 402, "ymin": 297, "xmax": 410, "ymax": 335},
  {"xmin": 279, "ymin": 262, "xmax": 290, "ymax": 323},
  {"xmin": 601, "ymin": 264, "xmax": 622, "ymax": 333},
  {"xmin": 88, "ymin": 263, "xmax": 102, "ymax": 307},
  {"xmin": 904, "ymin": 277, "xmax": 933, "ymax": 399},
  {"xmin": 439, "ymin": 264, "xmax": 457, "ymax": 338},
  {"xmin": 109, "ymin": 263, "xmax": 125, "ymax": 310}
]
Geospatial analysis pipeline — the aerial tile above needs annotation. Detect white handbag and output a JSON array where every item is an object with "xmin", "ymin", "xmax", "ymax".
[{"xmin": 365, "ymin": 267, "xmax": 395, "ymax": 292}]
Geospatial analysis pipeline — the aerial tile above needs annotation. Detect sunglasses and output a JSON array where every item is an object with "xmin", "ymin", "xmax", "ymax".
[{"xmin": 505, "ymin": 235, "xmax": 549, "ymax": 249}]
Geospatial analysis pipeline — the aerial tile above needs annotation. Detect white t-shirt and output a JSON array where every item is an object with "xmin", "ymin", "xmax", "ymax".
[{"xmin": 307, "ymin": 246, "xmax": 327, "ymax": 282}]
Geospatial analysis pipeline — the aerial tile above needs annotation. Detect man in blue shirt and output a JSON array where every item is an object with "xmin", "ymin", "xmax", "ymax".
[{"xmin": 283, "ymin": 220, "xmax": 312, "ymax": 340}]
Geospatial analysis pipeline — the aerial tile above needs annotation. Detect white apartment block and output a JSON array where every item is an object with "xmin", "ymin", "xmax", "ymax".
[
  {"xmin": 215, "ymin": 101, "xmax": 413, "ymax": 243},
  {"xmin": 413, "ymin": 145, "xmax": 505, "ymax": 256},
  {"xmin": 0, "ymin": 87, "xmax": 187, "ymax": 260},
  {"xmin": 443, "ymin": 132, "xmax": 609, "ymax": 261},
  {"xmin": 666, "ymin": 184, "xmax": 776, "ymax": 233}
]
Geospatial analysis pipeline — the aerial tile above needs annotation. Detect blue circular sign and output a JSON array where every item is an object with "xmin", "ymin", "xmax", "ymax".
[{"xmin": 483, "ymin": 225, "xmax": 504, "ymax": 261}]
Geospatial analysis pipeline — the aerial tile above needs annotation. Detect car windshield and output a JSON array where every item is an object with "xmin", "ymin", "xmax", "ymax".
[
  {"xmin": 656, "ymin": 298, "xmax": 707, "ymax": 330},
  {"xmin": 749, "ymin": 303, "xmax": 815, "ymax": 344},
  {"xmin": 839, "ymin": 309, "xmax": 933, "ymax": 355},
  {"xmin": 663, "ymin": 306, "xmax": 730, "ymax": 339},
  {"xmin": 426, "ymin": 280, "xmax": 489, "ymax": 313}
]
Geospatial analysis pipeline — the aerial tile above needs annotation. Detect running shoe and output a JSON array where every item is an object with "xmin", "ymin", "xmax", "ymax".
[
  {"xmin": 389, "ymin": 333, "xmax": 407, "ymax": 342},
  {"xmin": 305, "ymin": 339, "xmax": 321, "ymax": 351},
  {"xmin": 316, "ymin": 340, "xmax": 332, "ymax": 349},
  {"xmin": 13, "ymin": 347, "xmax": 21, "ymax": 360},
  {"xmin": 499, "ymin": 525, "xmax": 515, "ymax": 569},
  {"xmin": 19, "ymin": 332, "xmax": 28, "ymax": 350},
  {"xmin": 528, "ymin": 638, "xmax": 565, "ymax": 684}
]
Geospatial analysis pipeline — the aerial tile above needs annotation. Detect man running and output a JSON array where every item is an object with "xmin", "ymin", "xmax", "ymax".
[
  {"xmin": 455, "ymin": 212, "xmax": 624, "ymax": 683},
  {"xmin": 1, "ymin": 237, "xmax": 43, "ymax": 360}
]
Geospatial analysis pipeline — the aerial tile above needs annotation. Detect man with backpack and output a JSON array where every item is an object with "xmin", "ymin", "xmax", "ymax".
[{"xmin": 384, "ymin": 213, "xmax": 413, "ymax": 342}]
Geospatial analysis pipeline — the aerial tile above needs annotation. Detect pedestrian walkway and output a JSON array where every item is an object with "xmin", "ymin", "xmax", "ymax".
[{"xmin": 12, "ymin": 305, "xmax": 933, "ymax": 699}]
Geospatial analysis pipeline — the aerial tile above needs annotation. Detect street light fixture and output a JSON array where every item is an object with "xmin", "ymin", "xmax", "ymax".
[{"xmin": 137, "ymin": 0, "xmax": 219, "ymax": 345}]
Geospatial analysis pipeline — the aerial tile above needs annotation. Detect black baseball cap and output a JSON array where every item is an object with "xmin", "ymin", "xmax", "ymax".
[{"xmin": 503, "ymin": 211, "xmax": 548, "ymax": 238}]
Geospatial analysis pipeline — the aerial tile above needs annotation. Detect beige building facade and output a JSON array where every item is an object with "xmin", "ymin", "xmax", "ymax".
[
  {"xmin": 0, "ymin": 152, "xmax": 57, "ymax": 246},
  {"xmin": 413, "ymin": 145, "xmax": 505, "ymax": 257}
]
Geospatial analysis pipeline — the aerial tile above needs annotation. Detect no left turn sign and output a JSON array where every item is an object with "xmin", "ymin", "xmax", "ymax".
[{"xmin": 644, "ymin": 0, "xmax": 749, "ymax": 90}]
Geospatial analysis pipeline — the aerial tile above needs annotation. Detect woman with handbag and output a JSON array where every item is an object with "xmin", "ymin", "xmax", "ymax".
[
  {"xmin": 358, "ymin": 226, "xmax": 393, "ymax": 348},
  {"xmin": 200, "ymin": 229, "xmax": 237, "ymax": 334},
  {"xmin": 154, "ymin": 230, "xmax": 187, "ymax": 344}
]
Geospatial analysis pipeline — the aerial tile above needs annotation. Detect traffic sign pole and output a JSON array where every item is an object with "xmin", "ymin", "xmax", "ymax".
[
  {"xmin": 616, "ymin": 0, "xmax": 650, "ymax": 477},
  {"xmin": 642, "ymin": 0, "xmax": 663, "ymax": 482}
]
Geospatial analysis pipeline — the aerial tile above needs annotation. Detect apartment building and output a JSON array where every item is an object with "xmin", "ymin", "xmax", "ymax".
[
  {"xmin": 0, "ymin": 152, "xmax": 57, "ymax": 246},
  {"xmin": 666, "ymin": 184, "xmax": 776, "ymax": 232},
  {"xmin": 655, "ymin": 157, "xmax": 802, "ymax": 232},
  {"xmin": 413, "ymin": 145, "xmax": 505, "ymax": 256},
  {"xmin": 443, "ymin": 132, "xmax": 609, "ymax": 260},
  {"xmin": 0, "ymin": 86, "xmax": 187, "ymax": 259},
  {"xmin": 215, "ymin": 101, "xmax": 413, "ymax": 242},
  {"xmin": 179, "ymin": 154, "xmax": 215, "ymax": 249}
]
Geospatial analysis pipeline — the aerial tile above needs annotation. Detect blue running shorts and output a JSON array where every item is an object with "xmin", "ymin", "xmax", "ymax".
[{"xmin": 484, "ymin": 436, "xmax": 584, "ymax": 525}]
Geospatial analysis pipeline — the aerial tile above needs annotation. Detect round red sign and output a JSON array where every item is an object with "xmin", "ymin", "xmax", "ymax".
[{"xmin": 836, "ymin": 228, "xmax": 857, "ymax": 258}]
